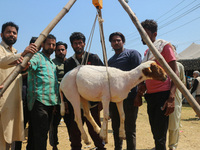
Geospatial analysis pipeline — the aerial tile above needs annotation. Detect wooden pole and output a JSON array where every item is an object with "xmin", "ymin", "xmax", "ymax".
[
  {"xmin": 118, "ymin": 0, "xmax": 200, "ymax": 117},
  {"xmin": 0, "ymin": 0, "xmax": 77, "ymax": 97}
]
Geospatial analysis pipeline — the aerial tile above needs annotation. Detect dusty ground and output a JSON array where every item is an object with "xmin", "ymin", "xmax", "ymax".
[{"xmin": 22, "ymin": 102, "xmax": 200, "ymax": 150}]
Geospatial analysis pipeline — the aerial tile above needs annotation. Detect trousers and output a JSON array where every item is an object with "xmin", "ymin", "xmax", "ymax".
[
  {"xmin": 110, "ymin": 98, "xmax": 138, "ymax": 150},
  {"xmin": 27, "ymin": 100, "xmax": 54, "ymax": 150},
  {"xmin": 168, "ymin": 89, "xmax": 182, "ymax": 149},
  {"xmin": 145, "ymin": 91, "xmax": 170, "ymax": 150}
]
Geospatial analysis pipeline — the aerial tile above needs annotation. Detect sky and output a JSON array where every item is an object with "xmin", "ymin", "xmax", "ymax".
[{"xmin": 0, "ymin": 0, "xmax": 200, "ymax": 61}]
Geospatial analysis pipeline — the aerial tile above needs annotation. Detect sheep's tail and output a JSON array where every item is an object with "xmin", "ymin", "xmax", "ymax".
[{"xmin": 60, "ymin": 88, "xmax": 65, "ymax": 116}]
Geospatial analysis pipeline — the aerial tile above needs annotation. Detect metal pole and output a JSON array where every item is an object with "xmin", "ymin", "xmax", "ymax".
[
  {"xmin": 118, "ymin": 0, "xmax": 200, "ymax": 117},
  {"xmin": 0, "ymin": 0, "xmax": 77, "ymax": 96}
]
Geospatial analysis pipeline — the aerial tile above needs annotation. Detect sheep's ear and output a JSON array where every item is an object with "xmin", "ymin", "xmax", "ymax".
[
  {"xmin": 142, "ymin": 67, "xmax": 152, "ymax": 76},
  {"xmin": 150, "ymin": 62, "xmax": 159, "ymax": 72}
]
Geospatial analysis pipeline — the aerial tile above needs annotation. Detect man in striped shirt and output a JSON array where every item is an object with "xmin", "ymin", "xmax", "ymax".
[{"xmin": 27, "ymin": 34, "xmax": 59, "ymax": 150}]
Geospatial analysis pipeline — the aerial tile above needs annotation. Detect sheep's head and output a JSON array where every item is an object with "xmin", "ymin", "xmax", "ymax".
[{"xmin": 142, "ymin": 61, "xmax": 167, "ymax": 81}]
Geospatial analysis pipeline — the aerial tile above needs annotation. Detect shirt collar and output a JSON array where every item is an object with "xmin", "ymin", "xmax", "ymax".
[
  {"xmin": 40, "ymin": 51, "xmax": 54, "ymax": 64},
  {"xmin": 72, "ymin": 54, "xmax": 81, "ymax": 66},
  {"xmin": 1, "ymin": 41, "xmax": 17, "ymax": 53}
]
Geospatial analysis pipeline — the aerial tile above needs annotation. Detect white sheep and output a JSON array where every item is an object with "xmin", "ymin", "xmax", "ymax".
[{"xmin": 59, "ymin": 60, "xmax": 167, "ymax": 144}]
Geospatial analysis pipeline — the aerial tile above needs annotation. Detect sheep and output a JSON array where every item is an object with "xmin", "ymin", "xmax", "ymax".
[{"xmin": 59, "ymin": 60, "xmax": 167, "ymax": 144}]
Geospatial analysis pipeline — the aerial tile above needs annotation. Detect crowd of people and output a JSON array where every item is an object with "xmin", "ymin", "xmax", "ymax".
[{"xmin": 0, "ymin": 19, "xmax": 198, "ymax": 150}]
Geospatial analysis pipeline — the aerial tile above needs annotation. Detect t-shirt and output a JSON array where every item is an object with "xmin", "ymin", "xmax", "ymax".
[
  {"xmin": 108, "ymin": 48, "xmax": 142, "ymax": 99},
  {"xmin": 145, "ymin": 44, "xmax": 176, "ymax": 93}
]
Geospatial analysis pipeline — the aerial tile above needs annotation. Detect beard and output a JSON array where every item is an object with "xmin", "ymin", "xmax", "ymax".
[
  {"xmin": 43, "ymin": 48, "xmax": 54, "ymax": 55},
  {"xmin": 2, "ymin": 35, "xmax": 17, "ymax": 45},
  {"xmin": 113, "ymin": 45, "xmax": 123, "ymax": 51},
  {"xmin": 74, "ymin": 48, "xmax": 84, "ymax": 55},
  {"xmin": 56, "ymin": 53, "xmax": 66, "ymax": 59}
]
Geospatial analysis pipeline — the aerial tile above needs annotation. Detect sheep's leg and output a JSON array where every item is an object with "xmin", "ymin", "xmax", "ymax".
[
  {"xmin": 63, "ymin": 88, "xmax": 91, "ymax": 145},
  {"xmin": 116, "ymin": 101, "xmax": 126, "ymax": 140},
  {"xmin": 99, "ymin": 98, "xmax": 109, "ymax": 143},
  {"xmin": 71, "ymin": 96, "xmax": 91, "ymax": 145},
  {"xmin": 81, "ymin": 98, "xmax": 101, "ymax": 134},
  {"xmin": 60, "ymin": 89, "xmax": 65, "ymax": 116}
]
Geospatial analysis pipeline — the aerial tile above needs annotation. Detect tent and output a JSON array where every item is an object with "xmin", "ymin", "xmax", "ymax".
[
  {"xmin": 178, "ymin": 43, "xmax": 200, "ymax": 60},
  {"xmin": 178, "ymin": 43, "xmax": 200, "ymax": 76}
]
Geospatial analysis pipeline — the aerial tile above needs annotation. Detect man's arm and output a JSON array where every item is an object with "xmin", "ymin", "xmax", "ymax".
[
  {"xmin": 162, "ymin": 60, "xmax": 179, "ymax": 116},
  {"xmin": 0, "ymin": 43, "xmax": 37, "ymax": 69},
  {"xmin": 0, "ymin": 52, "xmax": 21, "ymax": 68}
]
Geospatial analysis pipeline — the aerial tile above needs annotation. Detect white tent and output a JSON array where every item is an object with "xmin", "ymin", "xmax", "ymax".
[{"xmin": 178, "ymin": 43, "xmax": 200, "ymax": 60}]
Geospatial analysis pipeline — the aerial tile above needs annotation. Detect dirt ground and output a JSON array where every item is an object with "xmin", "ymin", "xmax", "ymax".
[{"xmin": 22, "ymin": 102, "xmax": 200, "ymax": 150}]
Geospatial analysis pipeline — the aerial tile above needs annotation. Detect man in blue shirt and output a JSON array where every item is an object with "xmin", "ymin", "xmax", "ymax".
[{"xmin": 108, "ymin": 32, "xmax": 141, "ymax": 150}]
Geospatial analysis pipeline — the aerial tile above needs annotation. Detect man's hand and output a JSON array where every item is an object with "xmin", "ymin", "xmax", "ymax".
[
  {"xmin": 8, "ymin": 56, "xmax": 24, "ymax": 65},
  {"xmin": 161, "ymin": 93, "xmax": 175, "ymax": 116},
  {"xmin": 134, "ymin": 94, "xmax": 143, "ymax": 107},
  {"xmin": 137, "ymin": 82, "xmax": 146, "ymax": 95},
  {"xmin": 22, "ymin": 62, "xmax": 31, "ymax": 71},
  {"xmin": 21, "ymin": 43, "xmax": 38, "ymax": 57},
  {"xmin": 134, "ymin": 82, "xmax": 146, "ymax": 107}
]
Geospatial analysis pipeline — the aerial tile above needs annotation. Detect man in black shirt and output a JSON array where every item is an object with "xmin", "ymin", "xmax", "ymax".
[{"xmin": 64, "ymin": 32, "xmax": 105, "ymax": 150}]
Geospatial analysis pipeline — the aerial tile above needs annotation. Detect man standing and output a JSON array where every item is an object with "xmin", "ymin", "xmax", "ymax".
[
  {"xmin": 168, "ymin": 61, "xmax": 186, "ymax": 150},
  {"xmin": 64, "ymin": 32, "xmax": 105, "ymax": 150},
  {"xmin": 0, "ymin": 22, "xmax": 37, "ymax": 150},
  {"xmin": 50, "ymin": 41, "xmax": 68, "ymax": 150},
  {"xmin": 139, "ymin": 19, "xmax": 179, "ymax": 150},
  {"xmin": 191, "ymin": 70, "xmax": 200, "ymax": 118},
  {"xmin": 27, "ymin": 34, "xmax": 59, "ymax": 150},
  {"xmin": 108, "ymin": 32, "xmax": 142, "ymax": 150}
]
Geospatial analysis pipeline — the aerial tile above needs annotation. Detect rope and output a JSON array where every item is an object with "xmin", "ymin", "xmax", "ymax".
[
  {"xmin": 96, "ymin": 8, "xmax": 112, "ymax": 103},
  {"xmin": 80, "ymin": 7, "xmax": 112, "ymax": 105},
  {"xmin": 81, "ymin": 14, "xmax": 98, "ymax": 65}
]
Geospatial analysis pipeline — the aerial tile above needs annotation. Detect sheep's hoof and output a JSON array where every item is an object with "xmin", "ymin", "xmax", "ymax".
[
  {"xmin": 82, "ymin": 133, "xmax": 91, "ymax": 145},
  {"xmin": 119, "ymin": 130, "xmax": 126, "ymax": 140},
  {"xmin": 103, "ymin": 136, "xmax": 108, "ymax": 144},
  {"xmin": 119, "ymin": 136, "xmax": 126, "ymax": 140},
  {"xmin": 99, "ymin": 130, "xmax": 107, "ymax": 141},
  {"xmin": 84, "ymin": 140, "xmax": 91, "ymax": 145}
]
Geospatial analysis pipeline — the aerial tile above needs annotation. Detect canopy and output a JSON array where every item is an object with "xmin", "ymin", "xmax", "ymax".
[{"xmin": 178, "ymin": 43, "xmax": 200, "ymax": 60}]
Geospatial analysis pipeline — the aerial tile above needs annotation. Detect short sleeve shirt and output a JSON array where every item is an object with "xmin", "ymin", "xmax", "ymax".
[
  {"xmin": 145, "ymin": 44, "xmax": 176, "ymax": 93},
  {"xmin": 108, "ymin": 49, "xmax": 142, "ymax": 99}
]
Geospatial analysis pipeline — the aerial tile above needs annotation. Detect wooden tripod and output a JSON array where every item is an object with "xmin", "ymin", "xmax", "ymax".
[{"xmin": 0, "ymin": 0, "xmax": 199, "ymax": 117}]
